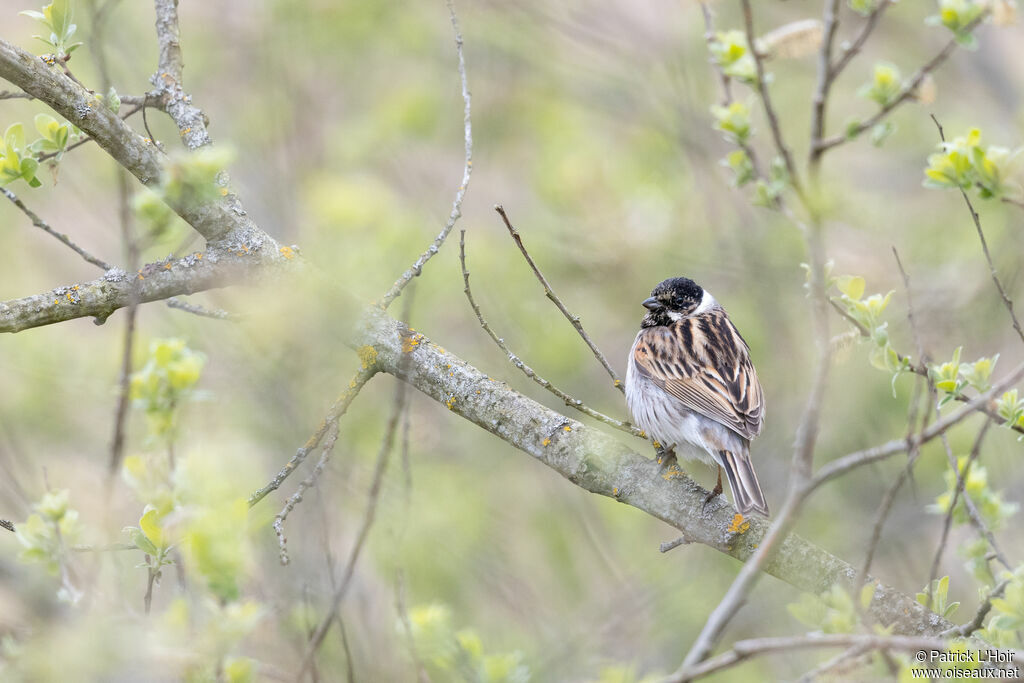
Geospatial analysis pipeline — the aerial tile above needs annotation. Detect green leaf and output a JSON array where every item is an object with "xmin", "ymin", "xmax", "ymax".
[{"xmin": 836, "ymin": 275, "xmax": 865, "ymax": 300}]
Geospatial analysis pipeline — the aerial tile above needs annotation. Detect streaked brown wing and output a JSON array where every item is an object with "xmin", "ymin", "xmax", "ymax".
[{"xmin": 632, "ymin": 310, "xmax": 764, "ymax": 439}]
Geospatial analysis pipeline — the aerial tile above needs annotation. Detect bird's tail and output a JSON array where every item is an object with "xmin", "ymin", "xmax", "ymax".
[{"xmin": 719, "ymin": 449, "xmax": 769, "ymax": 517}]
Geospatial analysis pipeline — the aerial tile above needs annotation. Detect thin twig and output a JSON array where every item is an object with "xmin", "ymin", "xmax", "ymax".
[
  {"xmin": 2, "ymin": 186, "xmax": 113, "ymax": 270},
  {"xmin": 107, "ymin": 168, "xmax": 139, "ymax": 478},
  {"xmin": 273, "ymin": 422, "xmax": 341, "ymax": 565},
  {"xmin": 699, "ymin": 3, "xmax": 764, "ymax": 179},
  {"xmin": 459, "ymin": 230, "xmax": 640, "ymax": 435},
  {"xmin": 809, "ymin": 0, "xmax": 841, "ymax": 171},
  {"xmin": 795, "ymin": 644, "xmax": 870, "ymax": 683},
  {"xmin": 0, "ymin": 90, "xmax": 33, "ymax": 100},
  {"xmin": 940, "ymin": 576, "xmax": 1011, "ymax": 639},
  {"xmin": 925, "ymin": 418, "xmax": 991, "ymax": 611},
  {"xmin": 296, "ymin": 377, "xmax": 409, "ymax": 680},
  {"xmin": 494, "ymin": 205, "xmax": 624, "ymax": 392},
  {"xmin": 812, "ymin": 359, "xmax": 1024, "ymax": 487},
  {"xmin": 828, "ymin": 1, "xmax": 893, "ymax": 81},
  {"xmin": 665, "ymin": 633, "xmax": 1023, "ymax": 683},
  {"xmin": 659, "ymin": 536, "xmax": 692, "ymax": 553},
  {"xmin": 165, "ymin": 296, "xmax": 237, "ymax": 321},
  {"xmin": 740, "ymin": 0, "xmax": 803, "ymax": 197},
  {"xmin": 815, "ymin": 13, "xmax": 988, "ymax": 154},
  {"xmin": 379, "ymin": 0, "xmax": 472, "ymax": 310},
  {"xmin": 0, "ymin": 519, "xmax": 14, "ymax": 532},
  {"xmin": 931, "ymin": 115, "xmax": 1024, "ymax": 346},
  {"xmin": 248, "ymin": 365, "xmax": 377, "ymax": 508}
]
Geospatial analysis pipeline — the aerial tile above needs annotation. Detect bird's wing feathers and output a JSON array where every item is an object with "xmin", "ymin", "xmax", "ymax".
[{"xmin": 632, "ymin": 310, "xmax": 764, "ymax": 439}]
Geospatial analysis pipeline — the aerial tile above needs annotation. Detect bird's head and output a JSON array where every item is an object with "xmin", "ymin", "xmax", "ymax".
[{"xmin": 640, "ymin": 277, "xmax": 705, "ymax": 327}]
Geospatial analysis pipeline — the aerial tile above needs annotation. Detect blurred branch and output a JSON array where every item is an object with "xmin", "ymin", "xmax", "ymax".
[
  {"xmin": 0, "ymin": 519, "xmax": 13, "ymax": 532},
  {"xmin": 0, "ymin": 249, "xmax": 291, "ymax": 334},
  {"xmin": 925, "ymin": 418, "xmax": 991, "ymax": 610},
  {"xmin": 495, "ymin": 205, "xmax": 624, "ymax": 392},
  {"xmin": 0, "ymin": 89, "xmax": 32, "ymax": 99},
  {"xmin": 459, "ymin": 229, "xmax": 640, "ymax": 436},
  {"xmin": 379, "ymin": 0, "xmax": 472, "ymax": 310},
  {"xmin": 152, "ymin": 0, "xmax": 212, "ymax": 150},
  {"xmin": 828, "ymin": 1, "xmax": 893, "ymax": 82},
  {"xmin": 248, "ymin": 365, "xmax": 377, "ymax": 508},
  {"xmin": 273, "ymin": 422, "xmax": 340, "ymax": 565},
  {"xmin": 1, "ymin": 186, "xmax": 114, "ymax": 270},
  {"xmin": 809, "ymin": 0, "xmax": 840, "ymax": 171},
  {"xmin": 740, "ymin": 0, "xmax": 803, "ymax": 197},
  {"xmin": 814, "ymin": 13, "xmax": 988, "ymax": 155},
  {"xmin": 165, "ymin": 296, "xmax": 237, "ymax": 320},
  {"xmin": 699, "ymin": 3, "xmax": 764, "ymax": 179},
  {"xmin": 931, "ymin": 115, "xmax": 1024, "ymax": 347},
  {"xmin": 666, "ymin": 633, "xmax": 1023, "ymax": 683},
  {"xmin": 297, "ymin": 375, "xmax": 408, "ymax": 680},
  {"xmin": 941, "ymin": 576, "xmax": 1011, "ymax": 639}
]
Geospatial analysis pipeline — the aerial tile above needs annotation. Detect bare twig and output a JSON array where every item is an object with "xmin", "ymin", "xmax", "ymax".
[
  {"xmin": 0, "ymin": 90, "xmax": 33, "ymax": 100},
  {"xmin": 809, "ymin": 0, "xmax": 842, "ymax": 171},
  {"xmin": 248, "ymin": 365, "xmax": 377, "ymax": 507},
  {"xmin": 815, "ymin": 14, "xmax": 988, "ymax": 154},
  {"xmin": 494, "ymin": 205, "xmax": 624, "ymax": 392},
  {"xmin": 795, "ymin": 644, "xmax": 870, "ymax": 683},
  {"xmin": 459, "ymin": 230, "xmax": 640, "ymax": 435},
  {"xmin": 659, "ymin": 536, "xmax": 692, "ymax": 553},
  {"xmin": 296, "ymin": 377, "xmax": 409, "ymax": 679},
  {"xmin": 274, "ymin": 422, "xmax": 341, "ymax": 565},
  {"xmin": 379, "ymin": 0, "xmax": 472, "ymax": 310},
  {"xmin": 0, "ymin": 519, "xmax": 14, "ymax": 532},
  {"xmin": 931, "ymin": 115, "xmax": 1024, "ymax": 346},
  {"xmin": 165, "ymin": 296, "xmax": 237, "ymax": 320},
  {"xmin": 740, "ymin": 0, "xmax": 803, "ymax": 197},
  {"xmin": 1, "ymin": 186, "xmax": 113, "ymax": 270}
]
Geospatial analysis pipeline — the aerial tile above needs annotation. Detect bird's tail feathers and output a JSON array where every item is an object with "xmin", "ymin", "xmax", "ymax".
[{"xmin": 719, "ymin": 449, "xmax": 769, "ymax": 517}]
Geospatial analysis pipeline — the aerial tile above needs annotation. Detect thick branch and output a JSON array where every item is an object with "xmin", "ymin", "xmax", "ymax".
[
  {"xmin": 0, "ymin": 249, "xmax": 287, "ymax": 333},
  {"xmin": 152, "ymin": 0, "xmax": 212, "ymax": 150},
  {"xmin": 0, "ymin": 39, "xmax": 264, "ymax": 245},
  {"xmin": 349, "ymin": 307, "xmax": 958, "ymax": 638}
]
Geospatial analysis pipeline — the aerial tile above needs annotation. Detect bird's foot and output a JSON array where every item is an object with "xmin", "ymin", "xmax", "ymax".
[{"xmin": 702, "ymin": 466, "xmax": 724, "ymax": 514}]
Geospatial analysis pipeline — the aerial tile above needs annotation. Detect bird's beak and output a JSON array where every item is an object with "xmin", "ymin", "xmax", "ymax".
[{"xmin": 642, "ymin": 297, "xmax": 661, "ymax": 311}]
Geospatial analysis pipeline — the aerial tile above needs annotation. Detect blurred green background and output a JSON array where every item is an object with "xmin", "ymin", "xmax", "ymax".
[{"xmin": 0, "ymin": 0, "xmax": 1022, "ymax": 680}]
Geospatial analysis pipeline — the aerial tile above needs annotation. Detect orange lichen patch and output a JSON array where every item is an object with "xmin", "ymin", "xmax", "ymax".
[
  {"xmin": 727, "ymin": 513, "xmax": 750, "ymax": 534},
  {"xmin": 614, "ymin": 379, "xmax": 622, "ymax": 387},
  {"xmin": 279, "ymin": 246, "xmax": 295, "ymax": 260},
  {"xmin": 181, "ymin": 127, "xmax": 192, "ymax": 136},
  {"xmin": 612, "ymin": 487, "xmax": 620, "ymax": 497},
  {"xmin": 652, "ymin": 440, "xmax": 661, "ymax": 448},
  {"xmin": 661, "ymin": 466, "xmax": 683, "ymax": 480},
  {"xmin": 220, "ymin": 187, "xmax": 229, "ymax": 196},
  {"xmin": 542, "ymin": 438, "xmax": 551, "ymax": 447},
  {"xmin": 195, "ymin": 252, "xmax": 203, "ymax": 259},
  {"xmin": 72, "ymin": 285, "xmax": 78, "ymax": 290},
  {"xmin": 163, "ymin": 263, "xmax": 172, "ymax": 270},
  {"xmin": 446, "ymin": 395, "xmax": 456, "ymax": 410},
  {"xmin": 356, "ymin": 345, "xmax": 378, "ymax": 370},
  {"xmin": 401, "ymin": 333, "xmax": 423, "ymax": 353},
  {"xmin": 563, "ymin": 425, "xmax": 572, "ymax": 432},
  {"xmin": 53, "ymin": 298, "xmax": 59, "ymax": 305}
]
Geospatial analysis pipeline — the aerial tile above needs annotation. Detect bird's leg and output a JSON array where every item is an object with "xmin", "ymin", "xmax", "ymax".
[
  {"xmin": 702, "ymin": 465, "xmax": 723, "ymax": 511},
  {"xmin": 655, "ymin": 443, "xmax": 678, "ymax": 471}
]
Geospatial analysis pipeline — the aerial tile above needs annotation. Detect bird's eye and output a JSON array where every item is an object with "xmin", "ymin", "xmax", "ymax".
[{"xmin": 672, "ymin": 296, "xmax": 685, "ymax": 307}]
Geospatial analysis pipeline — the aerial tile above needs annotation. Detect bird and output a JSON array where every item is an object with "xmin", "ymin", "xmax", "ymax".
[{"xmin": 625, "ymin": 276, "xmax": 768, "ymax": 517}]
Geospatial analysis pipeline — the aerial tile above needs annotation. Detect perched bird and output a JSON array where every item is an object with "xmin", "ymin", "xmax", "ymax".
[{"xmin": 625, "ymin": 277, "xmax": 768, "ymax": 517}]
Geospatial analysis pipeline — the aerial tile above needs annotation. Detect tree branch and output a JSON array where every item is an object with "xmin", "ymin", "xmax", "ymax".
[
  {"xmin": 151, "ymin": 0, "xmax": 212, "ymax": 150},
  {"xmin": 348, "ymin": 306, "xmax": 963, "ymax": 639}
]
